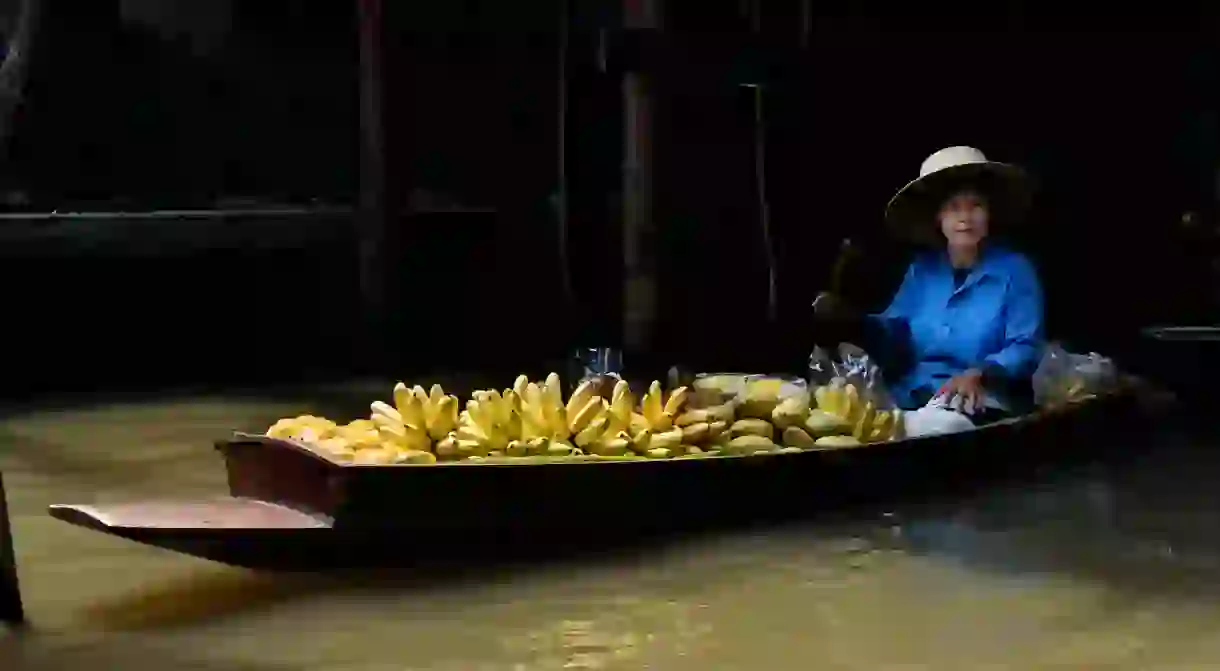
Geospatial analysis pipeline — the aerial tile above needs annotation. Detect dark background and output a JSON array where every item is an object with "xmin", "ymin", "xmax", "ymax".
[{"xmin": 0, "ymin": 0, "xmax": 1217, "ymax": 396}]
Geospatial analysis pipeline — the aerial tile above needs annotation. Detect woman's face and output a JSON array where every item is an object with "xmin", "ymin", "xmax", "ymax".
[{"xmin": 938, "ymin": 189, "xmax": 990, "ymax": 249}]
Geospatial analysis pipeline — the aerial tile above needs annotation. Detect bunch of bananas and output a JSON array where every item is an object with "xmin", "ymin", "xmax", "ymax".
[
  {"xmin": 265, "ymin": 382, "xmax": 460, "ymax": 464},
  {"xmin": 261, "ymin": 372, "xmax": 910, "ymax": 465},
  {"xmin": 812, "ymin": 381, "xmax": 903, "ymax": 444},
  {"xmin": 438, "ymin": 373, "xmax": 590, "ymax": 459},
  {"xmin": 439, "ymin": 374, "xmax": 707, "ymax": 460},
  {"xmin": 704, "ymin": 378, "xmax": 905, "ymax": 455}
]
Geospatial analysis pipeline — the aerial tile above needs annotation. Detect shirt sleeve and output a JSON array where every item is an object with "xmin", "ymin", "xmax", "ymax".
[
  {"xmin": 981, "ymin": 255, "xmax": 1045, "ymax": 379},
  {"xmin": 862, "ymin": 262, "xmax": 920, "ymax": 368}
]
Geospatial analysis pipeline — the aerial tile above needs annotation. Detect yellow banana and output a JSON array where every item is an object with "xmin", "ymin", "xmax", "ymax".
[
  {"xmin": 772, "ymin": 395, "xmax": 811, "ymax": 429},
  {"xmin": 588, "ymin": 432, "xmax": 631, "ymax": 456},
  {"xmin": 396, "ymin": 449, "xmax": 437, "ymax": 464},
  {"xmin": 814, "ymin": 435, "xmax": 861, "ymax": 449},
  {"xmin": 681, "ymin": 422, "xmax": 710, "ymax": 444},
  {"xmin": 568, "ymin": 397, "xmax": 605, "ymax": 434},
  {"xmin": 566, "ymin": 379, "xmax": 599, "ymax": 420},
  {"xmin": 726, "ymin": 435, "xmax": 779, "ymax": 455},
  {"xmin": 630, "ymin": 411, "xmax": 651, "ymax": 433},
  {"xmin": 631, "ymin": 429, "xmax": 652, "ymax": 453},
  {"xmin": 852, "ymin": 401, "xmax": 876, "ymax": 442},
  {"xmin": 435, "ymin": 434, "xmax": 459, "ymax": 460},
  {"xmin": 427, "ymin": 396, "xmax": 458, "ymax": 440},
  {"xmin": 663, "ymin": 386, "xmax": 690, "ymax": 416},
  {"xmin": 642, "ymin": 380, "xmax": 664, "ymax": 426},
  {"xmin": 730, "ymin": 418, "xmax": 774, "ymax": 440},
  {"xmin": 574, "ymin": 416, "xmax": 609, "ymax": 448},
  {"xmin": 370, "ymin": 401, "xmax": 402, "ymax": 426},
  {"xmin": 610, "ymin": 380, "xmax": 633, "ymax": 423},
  {"xmin": 650, "ymin": 428, "xmax": 684, "ymax": 450},
  {"xmin": 782, "ymin": 426, "xmax": 816, "ymax": 449},
  {"xmin": 411, "ymin": 384, "xmax": 430, "ymax": 419}
]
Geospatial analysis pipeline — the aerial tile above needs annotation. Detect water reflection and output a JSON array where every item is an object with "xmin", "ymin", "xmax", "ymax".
[{"xmin": 3, "ymin": 389, "xmax": 1220, "ymax": 669}]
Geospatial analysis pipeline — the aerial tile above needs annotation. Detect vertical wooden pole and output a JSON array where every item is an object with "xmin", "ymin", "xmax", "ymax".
[
  {"xmin": 357, "ymin": 0, "xmax": 388, "ymax": 361},
  {"xmin": 0, "ymin": 472, "xmax": 23, "ymax": 625},
  {"xmin": 556, "ymin": 0, "xmax": 575, "ymax": 310},
  {"xmin": 621, "ymin": 0, "xmax": 660, "ymax": 368}
]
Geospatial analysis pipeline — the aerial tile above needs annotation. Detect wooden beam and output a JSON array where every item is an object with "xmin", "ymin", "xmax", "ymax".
[
  {"xmin": 0, "ymin": 472, "xmax": 23, "ymax": 625},
  {"xmin": 621, "ymin": 0, "xmax": 660, "ymax": 365},
  {"xmin": 356, "ymin": 0, "xmax": 388, "ymax": 359}
]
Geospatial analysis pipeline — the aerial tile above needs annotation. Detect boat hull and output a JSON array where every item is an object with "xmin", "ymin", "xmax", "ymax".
[{"xmin": 48, "ymin": 385, "xmax": 1168, "ymax": 571}]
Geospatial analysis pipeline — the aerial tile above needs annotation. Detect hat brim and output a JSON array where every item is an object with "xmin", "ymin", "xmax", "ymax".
[{"xmin": 884, "ymin": 162, "xmax": 1034, "ymax": 244}]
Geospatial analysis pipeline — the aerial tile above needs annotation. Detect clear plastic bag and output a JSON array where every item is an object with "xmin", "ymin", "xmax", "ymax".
[
  {"xmin": 808, "ymin": 342, "xmax": 897, "ymax": 410},
  {"xmin": 737, "ymin": 375, "xmax": 809, "ymax": 419},
  {"xmin": 573, "ymin": 347, "xmax": 623, "ymax": 382},
  {"xmin": 692, "ymin": 372, "xmax": 751, "ymax": 407},
  {"xmin": 1031, "ymin": 343, "xmax": 1120, "ymax": 406},
  {"xmin": 570, "ymin": 347, "xmax": 625, "ymax": 400}
]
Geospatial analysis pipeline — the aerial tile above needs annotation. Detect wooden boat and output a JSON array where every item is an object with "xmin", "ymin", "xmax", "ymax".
[{"xmin": 46, "ymin": 377, "xmax": 1171, "ymax": 571}]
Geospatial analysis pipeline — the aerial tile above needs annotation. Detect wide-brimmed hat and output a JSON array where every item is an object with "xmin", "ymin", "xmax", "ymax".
[{"xmin": 884, "ymin": 146, "xmax": 1034, "ymax": 244}]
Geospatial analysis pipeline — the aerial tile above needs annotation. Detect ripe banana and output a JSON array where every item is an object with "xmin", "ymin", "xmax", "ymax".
[
  {"xmin": 725, "ymin": 435, "xmax": 780, "ymax": 455},
  {"xmin": 809, "ymin": 381, "xmax": 903, "ymax": 442},
  {"xmin": 772, "ymin": 394, "xmax": 811, "ymax": 429},
  {"xmin": 782, "ymin": 426, "xmax": 816, "ymax": 449},
  {"xmin": 263, "ymin": 376, "xmax": 753, "ymax": 464},
  {"xmin": 674, "ymin": 402, "xmax": 735, "ymax": 427},
  {"xmin": 813, "ymin": 435, "xmax": 862, "ymax": 449},
  {"xmin": 730, "ymin": 418, "xmax": 774, "ymax": 441}
]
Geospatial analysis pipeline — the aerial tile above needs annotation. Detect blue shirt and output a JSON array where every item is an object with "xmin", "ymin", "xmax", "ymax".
[{"xmin": 866, "ymin": 246, "xmax": 1045, "ymax": 410}]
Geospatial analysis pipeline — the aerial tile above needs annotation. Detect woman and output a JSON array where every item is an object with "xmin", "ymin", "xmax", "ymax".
[{"xmin": 815, "ymin": 146, "xmax": 1045, "ymax": 419}]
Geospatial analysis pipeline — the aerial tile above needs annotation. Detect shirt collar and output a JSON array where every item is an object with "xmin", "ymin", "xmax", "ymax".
[{"xmin": 938, "ymin": 245, "xmax": 1002, "ymax": 292}]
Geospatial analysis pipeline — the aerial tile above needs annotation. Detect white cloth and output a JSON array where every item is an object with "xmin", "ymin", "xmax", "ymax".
[
  {"xmin": 902, "ymin": 406, "xmax": 975, "ymax": 438},
  {"xmin": 925, "ymin": 391, "xmax": 1002, "ymax": 416},
  {"xmin": 901, "ymin": 393, "xmax": 994, "ymax": 438}
]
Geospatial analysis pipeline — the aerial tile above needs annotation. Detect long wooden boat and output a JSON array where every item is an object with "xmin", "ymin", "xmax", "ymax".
[{"xmin": 45, "ymin": 378, "xmax": 1171, "ymax": 571}]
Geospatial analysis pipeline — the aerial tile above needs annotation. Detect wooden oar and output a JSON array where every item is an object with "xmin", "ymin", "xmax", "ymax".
[{"xmin": 829, "ymin": 238, "xmax": 855, "ymax": 295}]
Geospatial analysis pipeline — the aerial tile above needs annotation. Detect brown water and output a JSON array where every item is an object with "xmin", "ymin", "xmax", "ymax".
[{"xmin": 3, "ymin": 384, "xmax": 1220, "ymax": 670}]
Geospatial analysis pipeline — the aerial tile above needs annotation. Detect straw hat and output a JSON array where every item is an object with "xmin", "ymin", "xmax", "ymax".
[{"xmin": 884, "ymin": 146, "xmax": 1033, "ymax": 243}]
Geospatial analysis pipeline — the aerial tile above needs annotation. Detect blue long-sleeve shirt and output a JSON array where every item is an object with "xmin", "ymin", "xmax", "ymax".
[{"xmin": 865, "ymin": 246, "xmax": 1045, "ymax": 410}]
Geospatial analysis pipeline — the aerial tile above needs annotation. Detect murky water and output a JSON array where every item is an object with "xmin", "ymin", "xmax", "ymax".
[{"xmin": 3, "ymin": 384, "xmax": 1220, "ymax": 669}]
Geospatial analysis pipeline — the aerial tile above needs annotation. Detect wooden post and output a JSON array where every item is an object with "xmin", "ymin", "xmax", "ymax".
[
  {"xmin": 356, "ymin": 0, "xmax": 388, "ymax": 361},
  {"xmin": 0, "ymin": 472, "xmax": 23, "ymax": 625},
  {"xmin": 621, "ymin": 0, "xmax": 660, "ymax": 373}
]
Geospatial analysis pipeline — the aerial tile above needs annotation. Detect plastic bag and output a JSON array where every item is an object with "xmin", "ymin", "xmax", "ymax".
[
  {"xmin": 808, "ymin": 342, "xmax": 897, "ymax": 410},
  {"xmin": 692, "ymin": 372, "xmax": 752, "ymax": 407},
  {"xmin": 568, "ymin": 347, "xmax": 624, "ymax": 400},
  {"xmin": 737, "ymin": 375, "xmax": 809, "ymax": 419},
  {"xmin": 1031, "ymin": 343, "xmax": 1120, "ymax": 407},
  {"xmin": 573, "ymin": 347, "xmax": 623, "ymax": 381}
]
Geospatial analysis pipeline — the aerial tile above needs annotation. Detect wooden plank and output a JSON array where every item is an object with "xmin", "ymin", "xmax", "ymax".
[{"xmin": 0, "ymin": 471, "xmax": 24, "ymax": 625}]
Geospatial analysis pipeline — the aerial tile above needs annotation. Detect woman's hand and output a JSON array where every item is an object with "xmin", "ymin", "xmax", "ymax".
[{"xmin": 938, "ymin": 368, "xmax": 985, "ymax": 411}]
